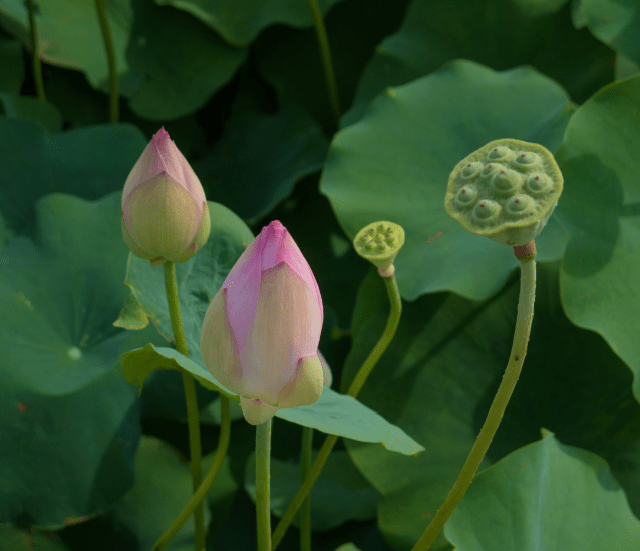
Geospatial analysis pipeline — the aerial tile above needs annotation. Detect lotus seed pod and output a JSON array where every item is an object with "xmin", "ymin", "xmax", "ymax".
[
  {"xmin": 445, "ymin": 139, "xmax": 563, "ymax": 246},
  {"xmin": 353, "ymin": 221, "xmax": 405, "ymax": 276}
]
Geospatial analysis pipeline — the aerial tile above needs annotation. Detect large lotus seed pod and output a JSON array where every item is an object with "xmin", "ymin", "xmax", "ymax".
[
  {"xmin": 445, "ymin": 139, "xmax": 563, "ymax": 246},
  {"xmin": 354, "ymin": 221, "xmax": 405, "ymax": 277}
]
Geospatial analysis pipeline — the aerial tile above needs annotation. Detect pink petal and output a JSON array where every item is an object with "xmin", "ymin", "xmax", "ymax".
[
  {"xmin": 122, "ymin": 128, "xmax": 205, "ymax": 226},
  {"xmin": 240, "ymin": 264, "xmax": 322, "ymax": 405},
  {"xmin": 223, "ymin": 221, "xmax": 323, "ymax": 366}
]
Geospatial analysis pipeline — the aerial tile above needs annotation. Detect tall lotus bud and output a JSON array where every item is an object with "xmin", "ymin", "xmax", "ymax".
[
  {"xmin": 121, "ymin": 128, "xmax": 211, "ymax": 264},
  {"xmin": 200, "ymin": 220, "xmax": 325, "ymax": 425}
]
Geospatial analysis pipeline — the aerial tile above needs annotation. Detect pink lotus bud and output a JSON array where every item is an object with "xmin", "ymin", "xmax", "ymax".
[
  {"xmin": 200, "ymin": 220, "xmax": 325, "ymax": 425},
  {"xmin": 121, "ymin": 128, "xmax": 210, "ymax": 264}
]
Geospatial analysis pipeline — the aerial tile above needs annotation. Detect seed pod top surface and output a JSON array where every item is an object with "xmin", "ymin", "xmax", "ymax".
[
  {"xmin": 445, "ymin": 139, "xmax": 563, "ymax": 246},
  {"xmin": 353, "ymin": 221, "xmax": 405, "ymax": 273}
]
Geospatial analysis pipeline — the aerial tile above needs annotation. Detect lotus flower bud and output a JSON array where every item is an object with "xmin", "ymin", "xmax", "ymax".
[
  {"xmin": 200, "ymin": 220, "xmax": 325, "ymax": 425},
  {"xmin": 121, "ymin": 128, "xmax": 211, "ymax": 264}
]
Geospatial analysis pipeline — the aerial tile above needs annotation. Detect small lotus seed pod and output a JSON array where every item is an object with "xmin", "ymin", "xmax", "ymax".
[
  {"xmin": 445, "ymin": 139, "xmax": 563, "ymax": 246},
  {"xmin": 354, "ymin": 221, "xmax": 405, "ymax": 277}
]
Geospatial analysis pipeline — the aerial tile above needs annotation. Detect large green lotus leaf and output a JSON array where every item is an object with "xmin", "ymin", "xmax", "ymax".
[
  {"xmin": 0, "ymin": 0, "xmax": 246, "ymax": 120},
  {"xmin": 109, "ymin": 435, "xmax": 237, "ymax": 551},
  {"xmin": 126, "ymin": 344, "xmax": 424, "ymax": 454},
  {"xmin": 345, "ymin": 0, "xmax": 612, "ymax": 125},
  {"xmin": 615, "ymin": 52, "xmax": 640, "ymax": 81},
  {"xmin": 0, "ymin": 36, "xmax": 23, "ymax": 92},
  {"xmin": 115, "ymin": 201, "xmax": 255, "ymax": 368},
  {"xmin": 321, "ymin": 60, "xmax": 573, "ymax": 302},
  {"xmin": 445, "ymin": 432, "xmax": 640, "ymax": 550},
  {"xmin": 154, "ymin": 0, "xmax": 343, "ymax": 47},
  {"xmin": 0, "ymin": 524, "xmax": 70, "ymax": 550},
  {"xmin": 0, "ymin": 117, "xmax": 146, "ymax": 235},
  {"xmin": 0, "ymin": 192, "xmax": 167, "ymax": 526},
  {"xmin": 276, "ymin": 387, "xmax": 424, "ymax": 455},
  {"xmin": 120, "ymin": 343, "xmax": 238, "ymax": 399},
  {"xmin": 245, "ymin": 449, "xmax": 379, "ymax": 530},
  {"xmin": 194, "ymin": 105, "xmax": 328, "ymax": 223},
  {"xmin": 576, "ymin": 0, "xmax": 640, "ymax": 66},
  {"xmin": 341, "ymin": 261, "xmax": 640, "ymax": 550},
  {"xmin": 0, "ymin": 95, "xmax": 63, "ymax": 132},
  {"xmin": 554, "ymin": 75, "xmax": 640, "ymax": 402}
]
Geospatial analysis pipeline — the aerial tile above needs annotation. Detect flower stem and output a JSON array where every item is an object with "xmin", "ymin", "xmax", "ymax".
[
  {"xmin": 150, "ymin": 396, "xmax": 231, "ymax": 551},
  {"xmin": 163, "ymin": 261, "xmax": 204, "ymax": 551},
  {"xmin": 300, "ymin": 427, "xmax": 314, "ymax": 551},
  {"xmin": 271, "ymin": 272, "xmax": 402, "ymax": 550},
  {"xmin": 94, "ymin": 0, "xmax": 119, "ymax": 123},
  {"xmin": 25, "ymin": 0, "xmax": 45, "ymax": 101},
  {"xmin": 256, "ymin": 419, "xmax": 273, "ymax": 551},
  {"xmin": 411, "ymin": 252, "xmax": 537, "ymax": 551},
  {"xmin": 306, "ymin": 0, "xmax": 340, "ymax": 126},
  {"xmin": 346, "ymin": 275, "xmax": 401, "ymax": 397}
]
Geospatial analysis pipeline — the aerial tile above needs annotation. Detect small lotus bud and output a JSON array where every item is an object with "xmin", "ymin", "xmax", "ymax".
[
  {"xmin": 200, "ymin": 221, "xmax": 324, "ymax": 425},
  {"xmin": 121, "ymin": 128, "xmax": 210, "ymax": 264}
]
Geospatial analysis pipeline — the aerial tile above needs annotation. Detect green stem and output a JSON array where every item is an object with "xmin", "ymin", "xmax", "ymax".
[
  {"xmin": 25, "ymin": 0, "xmax": 45, "ymax": 101},
  {"xmin": 411, "ymin": 254, "xmax": 537, "ymax": 551},
  {"xmin": 346, "ymin": 275, "xmax": 401, "ymax": 397},
  {"xmin": 256, "ymin": 419, "xmax": 273, "ymax": 551},
  {"xmin": 163, "ymin": 261, "xmax": 205, "ymax": 551},
  {"xmin": 306, "ymin": 0, "xmax": 340, "ymax": 126},
  {"xmin": 272, "ymin": 272, "xmax": 402, "ymax": 550},
  {"xmin": 300, "ymin": 427, "xmax": 314, "ymax": 551},
  {"xmin": 94, "ymin": 0, "xmax": 119, "ymax": 123},
  {"xmin": 150, "ymin": 396, "xmax": 232, "ymax": 551}
]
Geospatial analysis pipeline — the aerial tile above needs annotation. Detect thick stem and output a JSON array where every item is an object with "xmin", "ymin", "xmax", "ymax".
[
  {"xmin": 163, "ymin": 262, "xmax": 204, "ymax": 551},
  {"xmin": 94, "ymin": 0, "xmax": 119, "ymax": 123},
  {"xmin": 25, "ymin": 0, "xmax": 45, "ymax": 101},
  {"xmin": 151, "ymin": 396, "xmax": 232, "ymax": 551},
  {"xmin": 306, "ymin": 0, "xmax": 340, "ymax": 126},
  {"xmin": 272, "ymin": 273, "xmax": 402, "ymax": 550},
  {"xmin": 300, "ymin": 427, "xmax": 314, "ymax": 551},
  {"xmin": 256, "ymin": 419, "xmax": 273, "ymax": 551},
  {"xmin": 411, "ymin": 253, "xmax": 537, "ymax": 550}
]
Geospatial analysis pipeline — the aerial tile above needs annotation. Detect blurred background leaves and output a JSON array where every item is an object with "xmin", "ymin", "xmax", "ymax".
[{"xmin": 0, "ymin": 0, "xmax": 638, "ymax": 549}]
